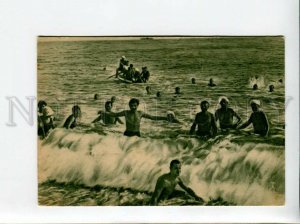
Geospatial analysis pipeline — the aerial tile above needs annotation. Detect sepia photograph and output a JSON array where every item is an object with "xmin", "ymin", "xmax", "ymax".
[{"xmin": 38, "ymin": 36, "xmax": 285, "ymax": 206}]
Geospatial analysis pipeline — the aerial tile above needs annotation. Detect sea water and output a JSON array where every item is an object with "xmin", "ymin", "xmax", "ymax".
[{"xmin": 38, "ymin": 37, "xmax": 284, "ymax": 205}]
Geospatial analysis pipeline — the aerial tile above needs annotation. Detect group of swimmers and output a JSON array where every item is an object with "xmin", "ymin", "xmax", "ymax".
[
  {"xmin": 115, "ymin": 56, "xmax": 150, "ymax": 83},
  {"xmin": 38, "ymin": 93, "xmax": 269, "ymax": 139}
]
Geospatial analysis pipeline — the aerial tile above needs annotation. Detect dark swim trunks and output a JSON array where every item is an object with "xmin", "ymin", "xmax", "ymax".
[{"xmin": 124, "ymin": 130, "xmax": 141, "ymax": 137}]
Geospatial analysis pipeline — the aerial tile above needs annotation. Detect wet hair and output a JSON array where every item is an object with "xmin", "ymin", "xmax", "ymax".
[
  {"xmin": 105, "ymin": 101, "xmax": 112, "ymax": 107},
  {"xmin": 156, "ymin": 91, "xmax": 161, "ymax": 97},
  {"xmin": 200, "ymin": 100, "xmax": 210, "ymax": 107},
  {"xmin": 129, "ymin": 98, "xmax": 139, "ymax": 106},
  {"xmin": 38, "ymin": 100, "xmax": 47, "ymax": 108},
  {"xmin": 170, "ymin": 159, "xmax": 181, "ymax": 168},
  {"xmin": 191, "ymin": 78, "xmax": 196, "ymax": 83},
  {"xmin": 269, "ymin": 85, "xmax": 274, "ymax": 92}
]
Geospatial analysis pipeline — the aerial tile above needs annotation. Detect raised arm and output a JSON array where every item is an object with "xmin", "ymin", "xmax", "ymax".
[
  {"xmin": 150, "ymin": 177, "xmax": 165, "ymax": 205},
  {"xmin": 142, "ymin": 112, "xmax": 168, "ymax": 121},
  {"xmin": 92, "ymin": 113, "xmax": 102, "ymax": 123},
  {"xmin": 178, "ymin": 178, "xmax": 204, "ymax": 202},
  {"xmin": 108, "ymin": 110, "xmax": 126, "ymax": 118}
]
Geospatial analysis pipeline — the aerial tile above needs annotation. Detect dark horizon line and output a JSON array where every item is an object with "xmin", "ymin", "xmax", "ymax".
[{"xmin": 38, "ymin": 35, "xmax": 284, "ymax": 37}]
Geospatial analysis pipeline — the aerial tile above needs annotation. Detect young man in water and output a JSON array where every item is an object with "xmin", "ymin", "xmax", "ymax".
[
  {"xmin": 174, "ymin": 87, "xmax": 182, "ymax": 95},
  {"xmin": 208, "ymin": 78, "xmax": 216, "ymax": 87},
  {"xmin": 150, "ymin": 160, "xmax": 204, "ymax": 205},
  {"xmin": 108, "ymin": 98, "xmax": 170, "ymax": 137},
  {"xmin": 92, "ymin": 101, "xmax": 123, "ymax": 125},
  {"xmin": 238, "ymin": 100, "xmax": 269, "ymax": 137},
  {"xmin": 38, "ymin": 100, "xmax": 55, "ymax": 138},
  {"xmin": 63, "ymin": 105, "xmax": 81, "ymax": 129},
  {"xmin": 141, "ymin": 66, "xmax": 150, "ymax": 83},
  {"xmin": 215, "ymin": 97, "xmax": 241, "ymax": 130},
  {"xmin": 190, "ymin": 100, "xmax": 218, "ymax": 138}
]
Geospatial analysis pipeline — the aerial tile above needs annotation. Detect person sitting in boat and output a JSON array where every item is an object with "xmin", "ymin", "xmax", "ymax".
[
  {"xmin": 126, "ymin": 64, "xmax": 135, "ymax": 81},
  {"xmin": 63, "ymin": 105, "xmax": 81, "ymax": 129},
  {"xmin": 38, "ymin": 100, "xmax": 55, "ymax": 138},
  {"xmin": 133, "ymin": 68, "xmax": 143, "ymax": 83},
  {"xmin": 237, "ymin": 99, "xmax": 269, "ymax": 137},
  {"xmin": 141, "ymin": 66, "xmax": 150, "ymax": 83},
  {"xmin": 189, "ymin": 100, "xmax": 218, "ymax": 138},
  {"xmin": 92, "ymin": 101, "xmax": 123, "ymax": 125},
  {"xmin": 150, "ymin": 159, "xmax": 204, "ymax": 205},
  {"xmin": 116, "ymin": 56, "xmax": 129, "ymax": 77},
  {"xmin": 215, "ymin": 97, "xmax": 241, "ymax": 130},
  {"xmin": 107, "ymin": 98, "xmax": 174, "ymax": 137}
]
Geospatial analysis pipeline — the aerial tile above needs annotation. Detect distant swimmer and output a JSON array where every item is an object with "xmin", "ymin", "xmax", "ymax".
[
  {"xmin": 279, "ymin": 79, "xmax": 283, "ymax": 83},
  {"xmin": 94, "ymin": 94, "xmax": 99, "ymax": 100},
  {"xmin": 253, "ymin": 84, "xmax": 258, "ymax": 90},
  {"xmin": 189, "ymin": 100, "xmax": 217, "ymax": 138},
  {"xmin": 150, "ymin": 159, "xmax": 204, "ymax": 205},
  {"xmin": 111, "ymin": 96, "xmax": 117, "ymax": 105},
  {"xmin": 215, "ymin": 97, "xmax": 241, "ymax": 130},
  {"xmin": 269, "ymin": 85, "xmax": 274, "ymax": 92},
  {"xmin": 238, "ymin": 100, "xmax": 269, "ymax": 137},
  {"xmin": 38, "ymin": 100, "xmax": 55, "ymax": 138},
  {"xmin": 107, "ymin": 98, "xmax": 171, "ymax": 137},
  {"xmin": 63, "ymin": 105, "xmax": 81, "ymax": 129},
  {"xmin": 156, "ymin": 91, "xmax": 161, "ymax": 98},
  {"xmin": 103, "ymin": 66, "xmax": 106, "ymax": 71},
  {"xmin": 175, "ymin": 87, "xmax": 182, "ymax": 95},
  {"xmin": 208, "ymin": 78, "xmax": 216, "ymax": 87},
  {"xmin": 146, "ymin": 86, "xmax": 152, "ymax": 95},
  {"xmin": 92, "ymin": 101, "xmax": 123, "ymax": 125},
  {"xmin": 141, "ymin": 66, "xmax": 150, "ymax": 83},
  {"xmin": 191, "ymin": 78, "xmax": 196, "ymax": 84}
]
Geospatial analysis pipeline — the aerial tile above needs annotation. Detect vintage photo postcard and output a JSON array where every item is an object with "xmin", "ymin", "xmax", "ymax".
[{"xmin": 38, "ymin": 36, "xmax": 284, "ymax": 206}]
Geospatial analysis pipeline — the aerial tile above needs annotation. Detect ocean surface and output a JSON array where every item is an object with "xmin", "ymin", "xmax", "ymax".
[{"xmin": 38, "ymin": 37, "xmax": 284, "ymax": 206}]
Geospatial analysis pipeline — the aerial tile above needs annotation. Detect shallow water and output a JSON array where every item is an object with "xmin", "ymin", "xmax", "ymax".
[{"xmin": 38, "ymin": 37, "xmax": 284, "ymax": 205}]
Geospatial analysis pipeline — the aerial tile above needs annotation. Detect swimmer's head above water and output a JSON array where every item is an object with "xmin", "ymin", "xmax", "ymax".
[
  {"xmin": 250, "ymin": 100, "xmax": 261, "ymax": 112},
  {"xmin": 129, "ymin": 98, "xmax": 139, "ymax": 111},
  {"xmin": 200, "ymin": 100, "xmax": 210, "ymax": 112},
  {"xmin": 170, "ymin": 159, "xmax": 181, "ymax": 177}
]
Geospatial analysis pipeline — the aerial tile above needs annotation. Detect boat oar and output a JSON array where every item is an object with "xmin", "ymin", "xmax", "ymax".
[{"xmin": 107, "ymin": 74, "xmax": 116, "ymax": 79}]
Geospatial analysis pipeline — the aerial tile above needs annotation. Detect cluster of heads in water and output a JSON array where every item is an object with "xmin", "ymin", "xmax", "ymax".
[{"xmin": 253, "ymin": 77, "xmax": 283, "ymax": 92}]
